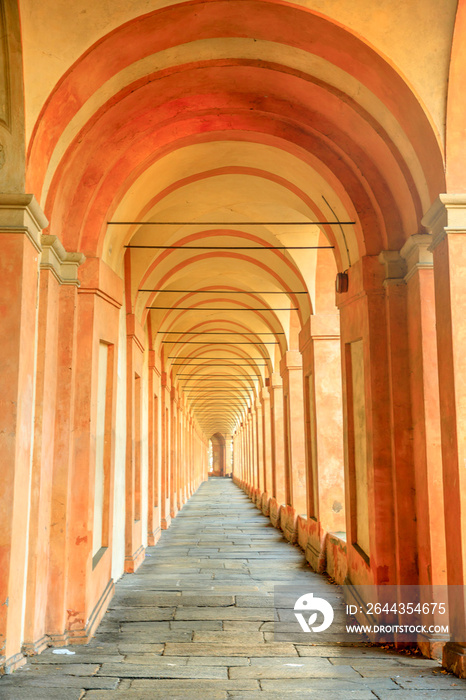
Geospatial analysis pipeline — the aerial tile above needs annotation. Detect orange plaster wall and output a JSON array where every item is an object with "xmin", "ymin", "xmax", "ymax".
[
  {"xmin": 66, "ymin": 261, "xmax": 123, "ymax": 641},
  {"xmin": 406, "ymin": 268, "xmax": 446, "ymax": 586},
  {"xmin": 23, "ymin": 268, "xmax": 60, "ymax": 653},
  {"xmin": 0, "ymin": 235, "xmax": 40, "ymax": 668},
  {"xmin": 46, "ymin": 284, "xmax": 80, "ymax": 643},
  {"xmin": 338, "ymin": 257, "xmax": 394, "ymax": 587}
]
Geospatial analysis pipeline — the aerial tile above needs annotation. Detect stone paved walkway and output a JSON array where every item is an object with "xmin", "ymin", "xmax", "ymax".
[{"xmin": 1, "ymin": 478, "xmax": 465, "ymax": 699}]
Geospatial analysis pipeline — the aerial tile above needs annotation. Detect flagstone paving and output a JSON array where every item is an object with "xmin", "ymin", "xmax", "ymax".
[{"xmin": 1, "ymin": 478, "xmax": 465, "ymax": 699}]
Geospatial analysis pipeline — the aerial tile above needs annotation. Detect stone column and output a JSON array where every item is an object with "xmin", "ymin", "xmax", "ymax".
[
  {"xmin": 24, "ymin": 235, "xmax": 84, "ymax": 655},
  {"xmin": 250, "ymin": 408, "xmax": 258, "ymax": 492},
  {"xmin": 261, "ymin": 387, "xmax": 273, "ymax": 511},
  {"xmin": 225, "ymin": 434, "xmax": 233, "ymax": 476},
  {"xmin": 0, "ymin": 196, "xmax": 46, "ymax": 671},
  {"xmin": 240, "ymin": 424, "xmax": 246, "ymax": 483},
  {"xmin": 170, "ymin": 387, "xmax": 178, "ymax": 519},
  {"xmin": 147, "ymin": 351, "xmax": 161, "ymax": 545},
  {"xmin": 423, "ymin": 195, "xmax": 466, "ymax": 677},
  {"xmin": 188, "ymin": 417, "xmax": 193, "ymax": 495},
  {"xmin": 64, "ymin": 256, "xmax": 122, "ymax": 642},
  {"xmin": 337, "ymin": 255, "xmax": 396, "ymax": 586},
  {"xmin": 378, "ymin": 251, "xmax": 418, "ymax": 586},
  {"xmin": 177, "ymin": 400, "xmax": 184, "ymax": 509},
  {"xmin": 160, "ymin": 373, "xmax": 171, "ymax": 530},
  {"xmin": 46, "ymin": 280, "xmax": 80, "ymax": 647},
  {"xmin": 400, "ymin": 234, "xmax": 447, "ymax": 657},
  {"xmin": 247, "ymin": 410, "xmax": 254, "ymax": 490},
  {"xmin": 269, "ymin": 374, "xmax": 285, "ymax": 504},
  {"xmin": 255, "ymin": 398, "xmax": 264, "ymax": 496},
  {"xmin": 124, "ymin": 312, "xmax": 145, "ymax": 573},
  {"xmin": 280, "ymin": 351, "xmax": 307, "ymax": 516},
  {"xmin": 299, "ymin": 314, "xmax": 345, "ymax": 567}
]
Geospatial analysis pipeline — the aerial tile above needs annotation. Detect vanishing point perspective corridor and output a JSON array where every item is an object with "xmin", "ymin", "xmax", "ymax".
[
  {"xmin": 3, "ymin": 0, "xmax": 466, "ymax": 691},
  {"xmin": 1, "ymin": 479, "xmax": 465, "ymax": 699}
]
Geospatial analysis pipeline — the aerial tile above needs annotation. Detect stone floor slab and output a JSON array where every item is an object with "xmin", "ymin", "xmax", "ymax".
[
  {"xmin": 173, "ymin": 606, "xmax": 274, "ymax": 621},
  {"xmin": 375, "ymin": 692, "xmax": 466, "ymax": 699},
  {"xmin": 117, "ymin": 644, "xmax": 165, "ymax": 654},
  {"xmin": 130, "ymin": 678, "xmax": 259, "ymax": 690},
  {"xmin": 395, "ymin": 675, "xmax": 466, "ymax": 690},
  {"xmin": 85, "ymin": 692, "xmax": 227, "ymax": 700},
  {"xmin": 97, "ymin": 662, "xmax": 228, "ymax": 678},
  {"xmin": 0, "ymin": 689, "xmax": 85, "ymax": 700},
  {"xmin": 163, "ymin": 642, "xmax": 298, "ymax": 656},
  {"xmin": 227, "ymin": 692, "xmax": 375, "ymax": 700},
  {"xmin": 192, "ymin": 631, "xmax": 265, "ymax": 643},
  {"xmin": 23, "ymin": 663, "xmax": 100, "ymax": 675},
  {"xmin": 229, "ymin": 663, "xmax": 362, "ymax": 679},
  {"xmin": 259, "ymin": 678, "xmax": 399, "ymax": 691},
  {"xmin": 2, "ymin": 479, "xmax": 466, "ymax": 699},
  {"xmin": 0, "ymin": 676, "xmax": 119, "ymax": 689}
]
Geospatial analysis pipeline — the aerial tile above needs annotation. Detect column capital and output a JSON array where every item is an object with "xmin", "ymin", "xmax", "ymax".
[
  {"xmin": 269, "ymin": 372, "xmax": 283, "ymax": 389},
  {"xmin": 148, "ymin": 350, "xmax": 161, "ymax": 375},
  {"xmin": 299, "ymin": 314, "xmax": 340, "ymax": 352},
  {"xmin": 40, "ymin": 235, "xmax": 85, "ymax": 286},
  {"xmin": 378, "ymin": 250, "xmax": 407, "ymax": 286},
  {"xmin": 126, "ymin": 313, "xmax": 145, "ymax": 352},
  {"xmin": 0, "ymin": 193, "xmax": 48, "ymax": 252},
  {"xmin": 422, "ymin": 194, "xmax": 466, "ymax": 251},
  {"xmin": 79, "ymin": 257, "xmax": 124, "ymax": 308},
  {"xmin": 399, "ymin": 234, "xmax": 433, "ymax": 282},
  {"xmin": 279, "ymin": 350, "xmax": 302, "ymax": 375},
  {"xmin": 260, "ymin": 387, "xmax": 270, "ymax": 402}
]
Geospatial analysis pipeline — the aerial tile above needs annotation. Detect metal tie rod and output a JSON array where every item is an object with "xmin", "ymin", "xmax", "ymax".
[
  {"xmin": 110, "ymin": 220, "xmax": 354, "ymax": 225},
  {"xmin": 150, "ymin": 308, "xmax": 297, "ymax": 311},
  {"xmin": 130, "ymin": 245, "xmax": 333, "ymax": 250},
  {"xmin": 163, "ymin": 341, "xmax": 278, "ymax": 345},
  {"xmin": 160, "ymin": 331, "xmax": 283, "ymax": 335},
  {"xmin": 146, "ymin": 291, "xmax": 305, "ymax": 295}
]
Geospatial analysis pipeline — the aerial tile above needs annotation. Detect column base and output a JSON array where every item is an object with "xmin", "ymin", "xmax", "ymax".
[
  {"xmin": 268, "ymin": 498, "xmax": 281, "ymax": 528},
  {"xmin": 22, "ymin": 634, "xmax": 50, "ymax": 657},
  {"xmin": 443, "ymin": 642, "xmax": 466, "ymax": 678},
  {"xmin": 161, "ymin": 515, "xmax": 172, "ymax": 530},
  {"xmin": 261, "ymin": 492, "xmax": 271, "ymax": 516},
  {"xmin": 304, "ymin": 538, "xmax": 321, "ymax": 572},
  {"xmin": 417, "ymin": 635, "xmax": 448, "ymax": 661},
  {"xmin": 48, "ymin": 631, "xmax": 70, "ymax": 647},
  {"xmin": 124, "ymin": 545, "xmax": 145, "ymax": 573},
  {"xmin": 1, "ymin": 651, "xmax": 27, "ymax": 674},
  {"xmin": 280, "ymin": 505, "xmax": 298, "ymax": 543},
  {"xmin": 67, "ymin": 577, "xmax": 115, "ymax": 644},
  {"xmin": 147, "ymin": 527, "xmax": 161, "ymax": 546}
]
